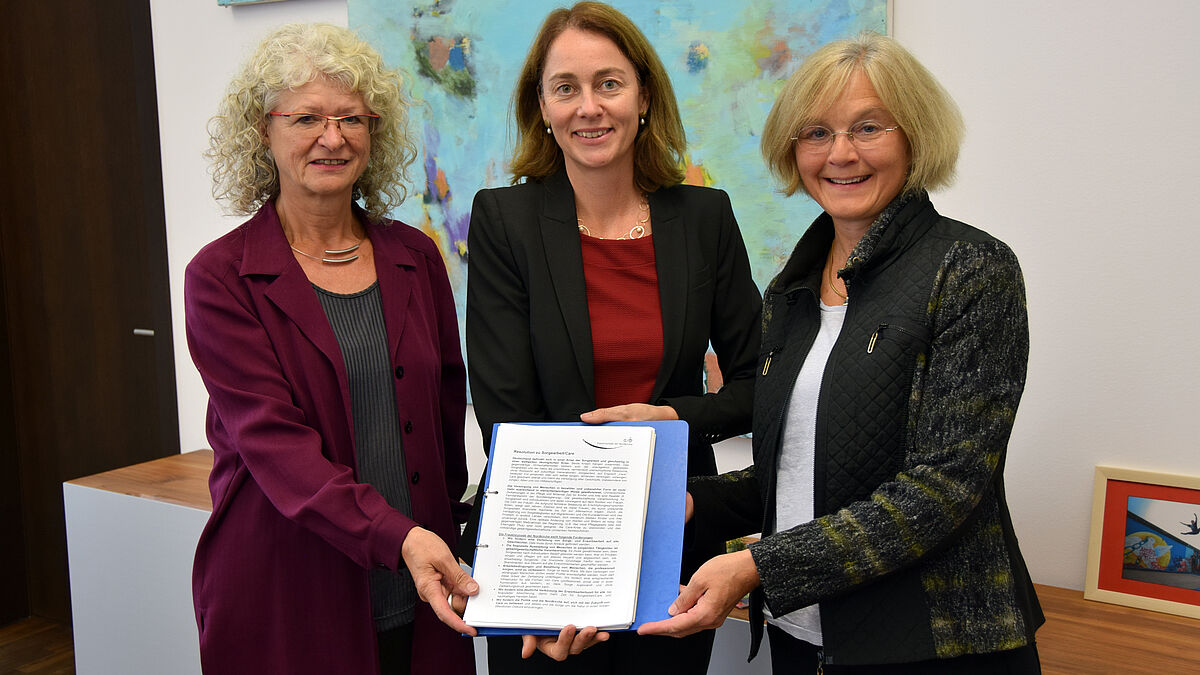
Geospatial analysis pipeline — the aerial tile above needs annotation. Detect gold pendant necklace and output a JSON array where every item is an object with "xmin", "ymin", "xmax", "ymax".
[{"xmin": 577, "ymin": 195, "xmax": 650, "ymax": 240}]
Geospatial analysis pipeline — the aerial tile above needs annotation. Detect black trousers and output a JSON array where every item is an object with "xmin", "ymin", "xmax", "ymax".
[
  {"xmin": 487, "ymin": 628, "xmax": 715, "ymax": 674},
  {"xmin": 766, "ymin": 625, "xmax": 1041, "ymax": 674},
  {"xmin": 377, "ymin": 623, "xmax": 415, "ymax": 675}
]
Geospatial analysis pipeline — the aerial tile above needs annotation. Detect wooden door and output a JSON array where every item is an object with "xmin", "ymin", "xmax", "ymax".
[
  {"xmin": 0, "ymin": 0, "xmax": 179, "ymax": 623},
  {"xmin": 0, "ymin": 254, "xmax": 29, "ymax": 625}
]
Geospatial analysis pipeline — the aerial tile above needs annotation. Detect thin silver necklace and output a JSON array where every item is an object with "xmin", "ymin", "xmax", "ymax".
[{"xmin": 289, "ymin": 238, "xmax": 363, "ymax": 264}]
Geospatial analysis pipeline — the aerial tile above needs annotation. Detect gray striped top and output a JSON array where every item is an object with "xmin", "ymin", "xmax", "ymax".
[{"xmin": 315, "ymin": 281, "xmax": 416, "ymax": 630}]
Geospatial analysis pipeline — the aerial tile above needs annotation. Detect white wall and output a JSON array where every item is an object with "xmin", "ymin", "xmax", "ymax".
[
  {"xmin": 892, "ymin": 0, "xmax": 1200, "ymax": 588},
  {"xmin": 153, "ymin": 0, "xmax": 1200, "ymax": 591},
  {"xmin": 149, "ymin": 0, "xmax": 348, "ymax": 453}
]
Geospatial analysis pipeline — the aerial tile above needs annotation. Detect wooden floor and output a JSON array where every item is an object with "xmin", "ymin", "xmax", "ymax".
[
  {"xmin": 1, "ymin": 586, "xmax": 1196, "ymax": 673},
  {"xmin": 0, "ymin": 617, "xmax": 73, "ymax": 674}
]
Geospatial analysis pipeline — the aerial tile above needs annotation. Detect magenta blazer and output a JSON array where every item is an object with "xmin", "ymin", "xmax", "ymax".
[{"xmin": 185, "ymin": 201, "xmax": 474, "ymax": 674}]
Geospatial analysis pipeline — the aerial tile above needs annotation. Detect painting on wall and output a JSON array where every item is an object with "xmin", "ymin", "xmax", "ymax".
[
  {"xmin": 347, "ymin": 0, "xmax": 889, "ymax": 367},
  {"xmin": 1086, "ymin": 466, "xmax": 1200, "ymax": 619},
  {"xmin": 218, "ymin": 0, "xmax": 290, "ymax": 6}
]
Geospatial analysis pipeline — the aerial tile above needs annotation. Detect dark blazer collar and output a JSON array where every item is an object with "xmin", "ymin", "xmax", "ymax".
[
  {"xmin": 768, "ymin": 213, "xmax": 832, "ymax": 298},
  {"xmin": 768, "ymin": 190, "xmax": 935, "ymax": 296},
  {"xmin": 646, "ymin": 187, "xmax": 685, "ymax": 403},
  {"xmin": 839, "ymin": 190, "xmax": 932, "ymax": 282},
  {"xmin": 537, "ymin": 170, "xmax": 690, "ymax": 405},
  {"xmin": 538, "ymin": 171, "xmax": 595, "ymax": 401}
]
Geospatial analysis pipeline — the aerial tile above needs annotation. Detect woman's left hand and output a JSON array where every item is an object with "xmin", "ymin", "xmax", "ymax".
[
  {"xmin": 401, "ymin": 527, "xmax": 480, "ymax": 636},
  {"xmin": 636, "ymin": 549, "xmax": 760, "ymax": 638},
  {"xmin": 580, "ymin": 403, "xmax": 679, "ymax": 423},
  {"xmin": 521, "ymin": 625, "xmax": 610, "ymax": 661}
]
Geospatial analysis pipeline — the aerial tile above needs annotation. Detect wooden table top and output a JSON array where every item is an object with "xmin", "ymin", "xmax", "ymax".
[
  {"xmin": 1035, "ymin": 583, "xmax": 1197, "ymax": 673},
  {"xmin": 66, "ymin": 449, "xmax": 213, "ymax": 511}
]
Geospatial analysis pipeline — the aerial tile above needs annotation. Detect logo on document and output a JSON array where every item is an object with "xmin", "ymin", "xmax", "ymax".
[{"xmin": 582, "ymin": 436, "xmax": 636, "ymax": 450}]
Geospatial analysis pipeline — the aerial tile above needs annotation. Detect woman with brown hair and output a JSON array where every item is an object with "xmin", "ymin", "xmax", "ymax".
[{"xmin": 463, "ymin": 2, "xmax": 761, "ymax": 671}]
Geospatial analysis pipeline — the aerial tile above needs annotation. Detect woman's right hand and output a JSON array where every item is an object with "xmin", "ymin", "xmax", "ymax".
[
  {"xmin": 637, "ymin": 549, "xmax": 760, "ymax": 638},
  {"xmin": 521, "ymin": 625, "xmax": 610, "ymax": 661},
  {"xmin": 401, "ymin": 527, "xmax": 480, "ymax": 636}
]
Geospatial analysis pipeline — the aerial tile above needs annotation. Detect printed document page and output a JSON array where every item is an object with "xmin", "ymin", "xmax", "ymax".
[{"xmin": 463, "ymin": 423, "xmax": 656, "ymax": 630}]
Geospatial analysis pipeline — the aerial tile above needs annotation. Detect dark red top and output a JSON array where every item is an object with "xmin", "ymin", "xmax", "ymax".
[{"xmin": 579, "ymin": 233, "xmax": 664, "ymax": 408}]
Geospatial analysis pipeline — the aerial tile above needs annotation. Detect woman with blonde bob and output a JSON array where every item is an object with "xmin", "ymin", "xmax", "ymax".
[
  {"xmin": 640, "ymin": 32, "xmax": 1044, "ymax": 673},
  {"xmin": 187, "ymin": 23, "xmax": 476, "ymax": 674},
  {"xmin": 463, "ymin": 1, "xmax": 761, "ymax": 671}
]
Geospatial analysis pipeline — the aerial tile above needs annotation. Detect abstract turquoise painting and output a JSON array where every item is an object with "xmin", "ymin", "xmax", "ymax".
[{"xmin": 348, "ymin": 0, "xmax": 887, "ymax": 353}]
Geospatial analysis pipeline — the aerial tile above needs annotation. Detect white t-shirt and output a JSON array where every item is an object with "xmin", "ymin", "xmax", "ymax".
[{"xmin": 765, "ymin": 300, "xmax": 846, "ymax": 645}]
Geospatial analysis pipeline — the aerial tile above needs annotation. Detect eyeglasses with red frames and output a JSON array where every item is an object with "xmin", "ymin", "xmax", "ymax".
[{"xmin": 267, "ymin": 111, "xmax": 381, "ymax": 136}]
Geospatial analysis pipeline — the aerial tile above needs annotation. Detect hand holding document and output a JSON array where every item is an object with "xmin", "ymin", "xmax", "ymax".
[
  {"xmin": 636, "ymin": 548, "xmax": 761, "ymax": 638},
  {"xmin": 400, "ymin": 526, "xmax": 479, "ymax": 636},
  {"xmin": 463, "ymin": 421, "xmax": 687, "ymax": 634}
]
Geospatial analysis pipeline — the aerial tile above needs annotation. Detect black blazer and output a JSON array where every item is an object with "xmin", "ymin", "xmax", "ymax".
[
  {"xmin": 465, "ymin": 167, "xmax": 761, "ymax": 467},
  {"xmin": 460, "ymin": 170, "xmax": 761, "ymax": 562}
]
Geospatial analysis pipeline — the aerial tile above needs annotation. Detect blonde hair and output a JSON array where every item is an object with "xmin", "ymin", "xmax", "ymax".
[
  {"xmin": 509, "ymin": 2, "xmax": 686, "ymax": 192},
  {"xmin": 761, "ymin": 31, "xmax": 964, "ymax": 197},
  {"xmin": 206, "ymin": 23, "xmax": 417, "ymax": 222}
]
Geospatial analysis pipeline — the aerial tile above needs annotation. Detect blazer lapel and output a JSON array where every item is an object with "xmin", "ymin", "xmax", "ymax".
[
  {"xmin": 371, "ymin": 221, "xmax": 416, "ymax": 362},
  {"xmin": 244, "ymin": 203, "xmax": 347, "ymax": 380},
  {"xmin": 538, "ymin": 171, "xmax": 595, "ymax": 402},
  {"xmin": 649, "ymin": 189, "xmax": 686, "ymax": 402}
]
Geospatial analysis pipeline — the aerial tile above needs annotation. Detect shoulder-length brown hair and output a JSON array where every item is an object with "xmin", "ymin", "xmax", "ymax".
[{"xmin": 509, "ymin": 2, "xmax": 686, "ymax": 192}]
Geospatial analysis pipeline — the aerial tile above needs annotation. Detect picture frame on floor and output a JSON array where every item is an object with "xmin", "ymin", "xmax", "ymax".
[{"xmin": 1085, "ymin": 465, "xmax": 1200, "ymax": 619}]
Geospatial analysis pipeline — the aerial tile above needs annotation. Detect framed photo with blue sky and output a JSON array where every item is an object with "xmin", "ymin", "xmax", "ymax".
[{"xmin": 1085, "ymin": 466, "xmax": 1200, "ymax": 619}]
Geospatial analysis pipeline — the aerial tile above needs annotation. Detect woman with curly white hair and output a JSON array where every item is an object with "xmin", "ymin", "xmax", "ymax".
[{"xmin": 185, "ymin": 23, "xmax": 476, "ymax": 674}]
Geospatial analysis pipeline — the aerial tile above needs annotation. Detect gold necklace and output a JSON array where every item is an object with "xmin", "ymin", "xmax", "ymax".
[
  {"xmin": 825, "ymin": 242, "xmax": 850, "ymax": 304},
  {"xmin": 577, "ymin": 195, "xmax": 650, "ymax": 240}
]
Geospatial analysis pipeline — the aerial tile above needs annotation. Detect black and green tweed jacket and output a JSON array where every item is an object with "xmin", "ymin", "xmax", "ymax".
[{"xmin": 690, "ymin": 192, "xmax": 1043, "ymax": 666}]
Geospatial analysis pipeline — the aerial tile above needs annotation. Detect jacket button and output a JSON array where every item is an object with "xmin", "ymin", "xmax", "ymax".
[
  {"xmin": 404, "ymin": 421, "xmax": 413, "ymax": 434},
  {"xmin": 411, "ymin": 472, "xmax": 420, "ymax": 485},
  {"xmin": 395, "ymin": 365, "xmax": 405, "ymax": 379}
]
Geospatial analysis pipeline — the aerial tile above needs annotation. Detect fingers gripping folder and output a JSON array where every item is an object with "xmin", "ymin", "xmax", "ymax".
[{"xmin": 462, "ymin": 421, "xmax": 688, "ymax": 635}]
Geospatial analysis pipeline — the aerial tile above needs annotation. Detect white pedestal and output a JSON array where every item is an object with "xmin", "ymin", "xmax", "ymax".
[{"xmin": 64, "ymin": 483, "xmax": 209, "ymax": 674}]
